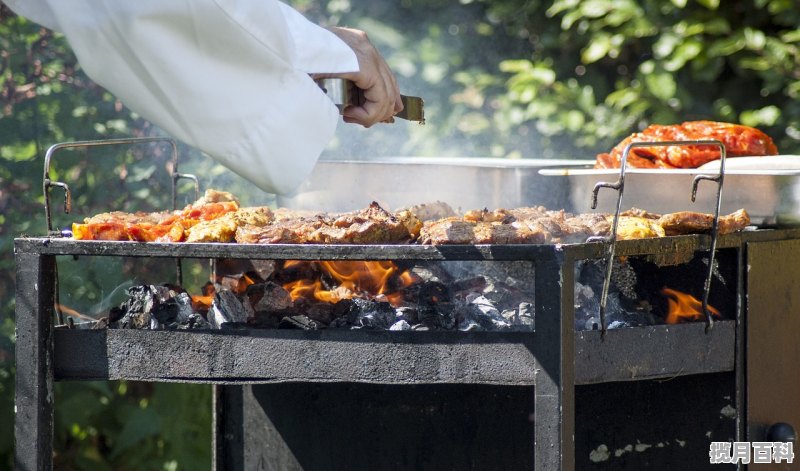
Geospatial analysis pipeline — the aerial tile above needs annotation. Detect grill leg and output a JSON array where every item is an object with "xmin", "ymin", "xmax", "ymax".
[
  {"xmin": 15, "ymin": 252, "xmax": 56, "ymax": 471},
  {"xmin": 534, "ymin": 254, "xmax": 575, "ymax": 470}
]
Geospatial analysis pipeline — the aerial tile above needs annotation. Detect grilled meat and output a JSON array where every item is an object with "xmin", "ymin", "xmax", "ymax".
[
  {"xmin": 418, "ymin": 207, "xmax": 747, "ymax": 244},
  {"xmin": 418, "ymin": 207, "xmax": 615, "ymax": 245},
  {"xmin": 235, "ymin": 202, "xmax": 420, "ymax": 245},
  {"xmin": 71, "ymin": 189, "xmax": 751, "ymax": 245},
  {"xmin": 72, "ymin": 189, "xmax": 240, "ymax": 242},
  {"xmin": 614, "ymin": 216, "xmax": 666, "ymax": 239},
  {"xmin": 186, "ymin": 207, "xmax": 273, "ymax": 242},
  {"xmin": 596, "ymin": 121, "xmax": 778, "ymax": 169},
  {"xmin": 417, "ymin": 218, "xmax": 550, "ymax": 245},
  {"xmin": 657, "ymin": 208, "xmax": 750, "ymax": 236},
  {"xmin": 401, "ymin": 201, "xmax": 458, "ymax": 222}
]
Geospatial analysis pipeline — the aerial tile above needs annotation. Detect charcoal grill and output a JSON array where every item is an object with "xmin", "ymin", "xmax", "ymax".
[{"xmin": 14, "ymin": 138, "xmax": 800, "ymax": 470}]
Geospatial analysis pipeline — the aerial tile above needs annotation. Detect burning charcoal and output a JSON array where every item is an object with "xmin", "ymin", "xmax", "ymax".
[
  {"xmin": 209, "ymin": 290, "xmax": 249, "ymax": 329},
  {"xmin": 417, "ymin": 302, "xmax": 456, "ymax": 330},
  {"xmin": 480, "ymin": 281, "xmax": 532, "ymax": 315},
  {"xmin": 179, "ymin": 312, "xmax": 211, "ymax": 330},
  {"xmin": 110, "ymin": 284, "xmax": 157, "ymax": 329},
  {"xmin": 279, "ymin": 315, "xmax": 321, "ymax": 330},
  {"xmin": 303, "ymin": 302, "xmax": 335, "ymax": 326},
  {"xmin": 416, "ymin": 281, "xmax": 451, "ymax": 304},
  {"xmin": 246, "ymin": 282, "xmax": 293, "ymax": 312},
  {"xmin": 150, "ymin": 292, "xmax": 195, "ymax": 329},
  {"xmin": 413, "ymin": 281, "xmax": 456, "ymax": 329},
  {"xmin": 455, "ymin": 295, "xmax": 512, "ymax": 331},
  {"xmin": 346, "ymin": 298, "xmax": 396, "ymax": 329},
  {"xmin": 389, "ymin": 319, "xmax": 411, "ymax": 331},
  {"xmin": 394, "ymin": 306, "xmax": 418, "ymax": 325},
  {"xmin": 501, "ymin": 302, "xmax": 535, "ymax": 331}
]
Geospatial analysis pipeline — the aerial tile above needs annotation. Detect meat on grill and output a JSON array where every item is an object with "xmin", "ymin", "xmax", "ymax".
[
  {"xmin": 71, "ymin": 189, "xmax": 751, "ymax": 245},
  {"xmin": 235, "ymin": 202, "xmax": 421, "ymax": 244},
  {"xmin": 595, "ymin": 121, "xmax": 778, "ymax": 169},
  {"xmin": 418, "ymin": 208, "xmax": 749, "ymax": 244},
  {"xmin": 656, "ymin": 208, "xmax": 750, "ymax": 236},
  {"xmin": 72, "ymin": 189, "xmax": 240, "ymax": 242}
]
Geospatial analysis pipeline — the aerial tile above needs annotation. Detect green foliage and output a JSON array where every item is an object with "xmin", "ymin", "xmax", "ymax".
[
  {"xmin": 54, "ymin": 382, "xmax": 211, "ymax": 470},
  {"xmin": 0, "ymin": 7, "xmax": 216, "ymax": 469},
  {"xmin": 305, "ymin": 0, "xmax": 799, "ymax": 159},
  {"xmin": 1, "ymin": 1, "xmax": 799, "ymax": 469}
]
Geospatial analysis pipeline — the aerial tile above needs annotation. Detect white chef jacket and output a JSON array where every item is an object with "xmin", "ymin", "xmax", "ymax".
[{"xmin": 4, "ymin": 0, "xmax": 359, "ymax": 194}]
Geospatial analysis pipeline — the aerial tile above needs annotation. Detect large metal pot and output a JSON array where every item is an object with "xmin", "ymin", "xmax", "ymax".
[{"xmin": 277, "ymin": 157, "xmax": 594, "ymax": 212}]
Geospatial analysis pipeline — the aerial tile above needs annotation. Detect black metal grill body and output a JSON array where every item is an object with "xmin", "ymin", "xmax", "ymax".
[{"xmin": 14, "ymin": 229, "xmax": 800, "ymax": 469}]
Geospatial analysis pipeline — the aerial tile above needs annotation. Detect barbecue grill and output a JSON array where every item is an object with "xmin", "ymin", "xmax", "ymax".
[{"xmin": 15, "ymin": 138, "xmax": 800, "ymax": 470}]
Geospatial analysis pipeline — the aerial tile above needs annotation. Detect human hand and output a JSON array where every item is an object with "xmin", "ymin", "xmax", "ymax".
[{"xmin": 320, "ymin": 27, "xmax": 403, "ymax": 127}]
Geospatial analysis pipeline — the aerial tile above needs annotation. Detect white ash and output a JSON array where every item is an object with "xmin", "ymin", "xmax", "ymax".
[{"xmin": 389, "ymin": 320, "xmax": 411, "ymax": 331}]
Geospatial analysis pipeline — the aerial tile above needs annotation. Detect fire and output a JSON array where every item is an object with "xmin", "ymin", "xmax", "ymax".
[
  {"xmin": 661, "ymin": 287, "xmax": 721, "ymax": 324},
  {"xmin": 190, "ymin": 260, "xmax": 419, "ymax": 310},
  {"xmin": 232, "ymin": 273, "xmax": 257, "ymax": 294},
  {"xmin": 283, "ymin": 260, "xmax": 418, "ymax": 306},
  {"xmin": 191, "ymin": 282, "xmax": 216, "ymax": 311},
  {"xmin": 191, "ymin": 273, "xmax": 257, "ymax": 310}
]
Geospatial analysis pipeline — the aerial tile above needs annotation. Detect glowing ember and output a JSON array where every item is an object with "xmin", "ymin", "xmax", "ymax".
[
  {"xmin": 283, "ymin": 260, "xmax": 419, "ymax": 306},
  {"xmin": 661, "ymin": 287, "xmax": 721, "ymax": 324}
]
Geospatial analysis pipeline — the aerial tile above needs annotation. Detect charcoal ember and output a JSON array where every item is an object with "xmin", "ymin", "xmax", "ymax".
[
  {"xmin": 406, "ymin": 280, "xmax": 451, "ymax": 306},
  {"xmin": 575, "ymin": 285, "xmax": 629, "ymax": 331},
  {"xmin": 110, "ymin": 284, "xmax": 158, "ymax": 329},
  {"xmin": 151, "ymin": 292, "xmax": 195, "ymax": 329},
  {"xmin": 304, "ymin": 302, "xmax": 336, "ymax": 326},
  {"xmin": 389, "ymin": 319, "xmax": 412, "ymax": 331},
  {"xmin": 394, "ymin": 306, "xmax": 418, "ymax": 325},
  {"xmin": 279, "ymin": 315, "xmax": 321, "ymax": 330},
  {"xmin": 245, "ymin": 282, "xmax": 293, "ymax": 313},
  {"xmin": 178, "ymin": 312, "xmax": 211, "ymax": 330},
  {"xmin": 209, "ymin": 290, "xmax": 248, "ymax": 329},
  {"xmin": 417, "ymin": 302, "xmax": 455, "ymax": 330},
  {"xmin": 480, "ymin": 281, "xmax": 532, "ymax": 314},
  {"xmin": 455, "ymin": 295, "xmax": 512, "ymax": 331},
  {"xmin": 502, "ymin": 302, "xmax": 535, "ymax": 331},
  {"xmin": 345, "ymin": 298, "xmax": 396, "ymax": 329}
]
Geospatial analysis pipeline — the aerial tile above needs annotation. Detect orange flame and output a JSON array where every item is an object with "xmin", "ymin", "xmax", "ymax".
[
  {"xmin": 233, "ymin": 273, "xmax": 256, "ymax": 294},
  {"xmin": 283, "ymin": 260, "xmax": 418, "ymax": 306},
  {"xmin": 661, "ymin": 287, "xmax": 721, "ymax": 324},
  {"xmin": 191, "ymin": 282, "xmax": 216, "ymax": 311}
]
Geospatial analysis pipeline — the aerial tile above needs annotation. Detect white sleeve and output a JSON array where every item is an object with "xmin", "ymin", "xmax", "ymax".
[
  {"xmin": 4, "ymin": 0, "xmax": 359, "ymax": 194},
  {"xmin": 4, "ymin": 0, "xmax": 61, "ymax": 31}
]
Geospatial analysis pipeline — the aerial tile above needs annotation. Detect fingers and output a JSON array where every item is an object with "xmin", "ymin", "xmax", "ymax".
[{"xmin": 328, "ymin": 27, "xmax": 403, "ymax": 127}]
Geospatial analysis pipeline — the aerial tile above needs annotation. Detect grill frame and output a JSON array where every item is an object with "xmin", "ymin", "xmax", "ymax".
[{"xmin": 15, "ymin": 228, "xmax": 800, "ymax": 469}]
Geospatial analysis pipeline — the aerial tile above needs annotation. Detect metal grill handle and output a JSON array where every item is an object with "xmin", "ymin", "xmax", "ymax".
[
  {"xmin": 590, "ymin": 139, "xmax": 726, "ymax": 334},
  {"xmin": 42, "ymin": 137, "xmax": 189, "ymax": 235}
]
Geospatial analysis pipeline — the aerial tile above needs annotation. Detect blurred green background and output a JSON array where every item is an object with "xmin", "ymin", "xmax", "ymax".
[{"xmin": 1, "ymin": 0, "xmax": 798, "ymax": 468}]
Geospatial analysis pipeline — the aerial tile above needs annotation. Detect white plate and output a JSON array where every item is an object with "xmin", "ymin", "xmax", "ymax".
[
  {"xmin": 698, "ymin": 155, "xmax": 800, "ymax": 171},
  {"xmin": 539, "ymin": 156, "xmax": 800, "ymax": 176}
]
